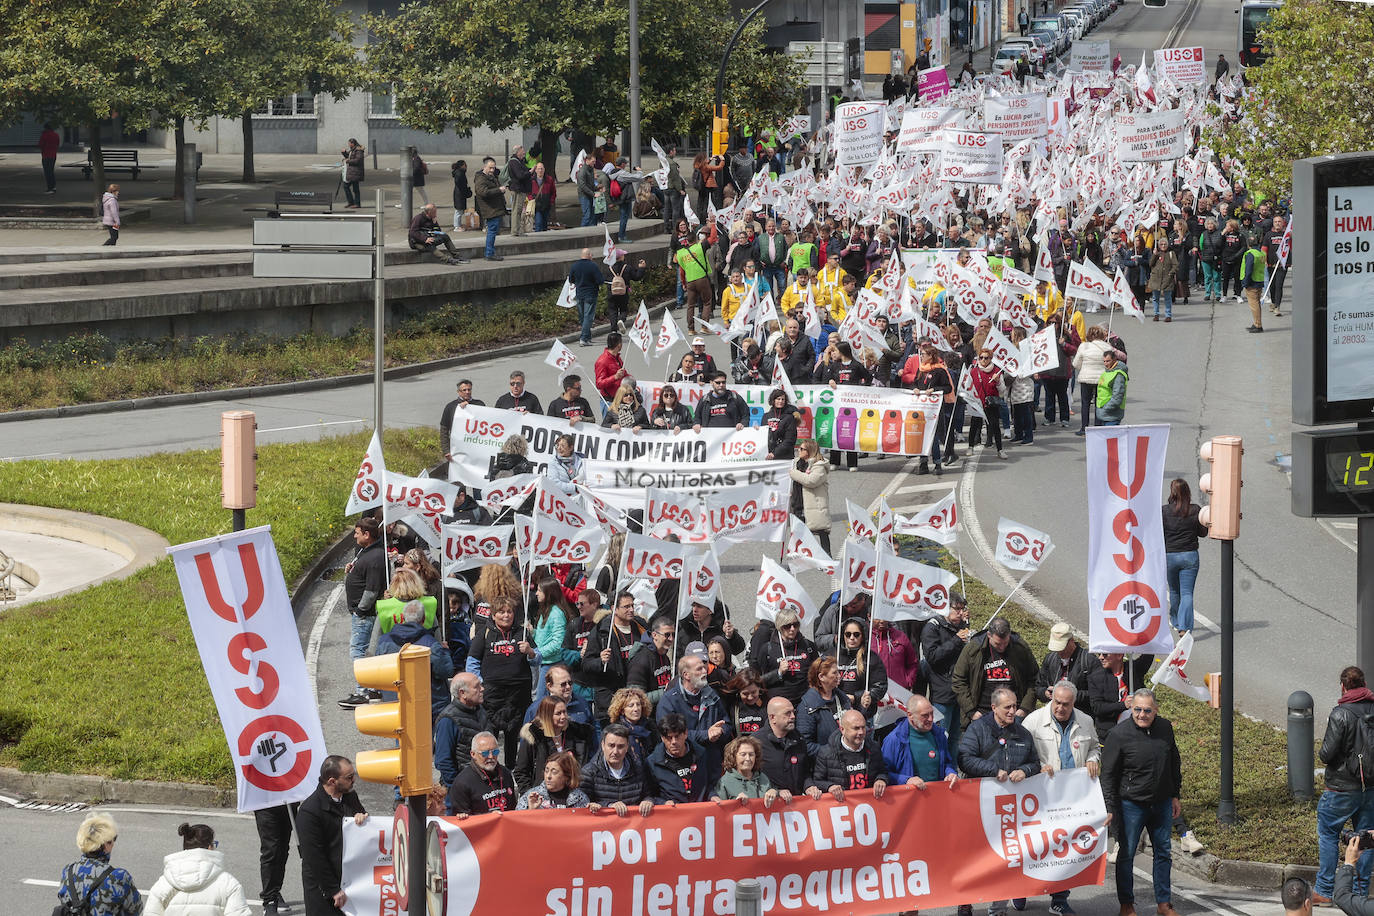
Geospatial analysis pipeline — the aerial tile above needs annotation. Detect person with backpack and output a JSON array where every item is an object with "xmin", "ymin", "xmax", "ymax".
[
  {"xmin": 57, "ymin": 813, "xmax": 143, "ymax": 916},
  {"xmin": 607, "ymin": 255, "xmax": 647, "ymax": 333},
  {"xmin": 1314, "ymin": 666, "xmax": 1374, "ymax": 906},
  {"xmin": 607, "ymin": 156, "xmax": 642, "ymax": 243}
]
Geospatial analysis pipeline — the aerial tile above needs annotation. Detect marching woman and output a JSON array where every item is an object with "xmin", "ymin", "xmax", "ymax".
[
  {"xmin": 514, "ymin": 697, "xmax": 594, "ymax": 793},
  {"xmin": 468, "ymin": 596, "xmax": 536, "ymax": 765},
  {"xmin": 516, "ymin": 751, "xmax": 590, "ymax": 809},
  {"xmin": 756, "ymin": 608, "xmax": 818, "ymax": 707},
  {"xmin": 649, "ymin": 384, "xmax": 693, "ymax": 431},
  {"xmin": 789, "ymin": 438, "xmax": 832, "ymax": 553},
  {"xmin": 143, "ymin": 823, "xmax": 250, "ymax": 916},
  {"xmin": 965, "ymin": 348, "xmax": 1008, "ymax": 460},
  {"xmin": 763, "ymin": 387, "xmax": 800, "ymax": 460},
  {"xmin": 795, "ymin": 656, "xmax": 852, "ymax": 757},
  {"xmin": 1163, "ymin": 478, "xmax": 1208, "ymax": 635},
  {"xmin": 1071, "ymin": 325, "xmax": 1113, "ymax": 435},
  {"xmin": 835, "ymin": 616, "xmax": 888, "ymax": 718}
]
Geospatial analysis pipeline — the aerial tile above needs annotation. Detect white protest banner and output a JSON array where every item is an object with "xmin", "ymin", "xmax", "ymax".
[
  {"xmin": 344, "ymin": 430, "xmax": 385, "ymax": 516},
  {"xmin": 983, "ymin": 325, "xmax": 1024, "ymax": 377},
  {"xmin": 1023, "ymin": 326, "xmax": 1062, "ymax": 375},
  {"xmin": 1066, "ymin": 257, "xmax": 1112, "ymax": 305},
  {"xmin": 1086, "ymin": 425, "xmax": 1173, "ymax": 655},
  {"xmin": 873, "ymin": 550, "xmax": 960, "ymax": 621},
  {"xmin": 1111, "ymin": 266, "xmax": 1146, "ymax": 323},
  {"xmin": 756, "ymin": 556, "xmax": 818, "ymax": 623},
  {"xmin": 784, "ymin": 517, "xmax": 838, "ymax": 576},
  {"xmin": 873, "ymin": 680, "xmax": 914, "ymax": 730},
  {"xmin": 583, "ymin": 457, "xmax": 789, "ymax": 513},
  {"xmin": 529, "ymin": 512, "xmax": 606, "ymax": 566},
  {"xmin": 1114, "ymin": 109, "xmax": 1188, "ymax": 163},
  {"xmin": 383, "ymin": 471, "xmax": 460, "ymax": 542},
  {"xmin": 620, "ymin": 531, "xmax": 688, "ymax": 583},
  {"xmin": 656, "ymin": 311, "xmax": 685, "ymax": 355},
  {"xmin": 1150, "ymin": 630, "xmax": 1212, "ymax": 702},
  {"xmin": 876, "ymin": 496, "xmax": 896, "ymax": 553},
  {"xmin": 545, "ymin": 338, "xmax": 581, "ymax": 375},
  {"xmin": 442, "ymin": 523, "xmax": 514, "ymax": 572},
  {"xmin": 995, "ymin": 517, "xmax": 1056, "ymax": 572},
  {"xmin": 1153, "ymin": 46, "xmax": 1205, "ymax": 85},
  {"xmin": 680, "ymin": 546, "xmax": 721, "ymax": 615},
  {"xmin": 448, "ymin": 405, "xmax": 767, "ymax": 493},
  {"xmin": 579, "ymin": 485, "xmax": 630, "ymax": 532},
  {"xmin": 835, "ymin": 100, "xmax": 886, "ymax": 167},
  {"xmin": 169, "ymin": 526, "xmax": 327, "ymax": 812},
  {"xmin": 1001, "ymin": 265, "xmax": 1037, "ymax": 296},
  {"xmin": 984, "ymin": 93, "xmax": 1048, "ymax": 141},
  {"xmin": 705, "ymin": 487, "xmax": 790, "ymax": 548},
  {"xmin": 630, "ymin": 300, "xmax": 654, "ymax": 359},
  {"xmin": 480, "ymin": 472, "xmax": 540, "ymax": 513},
  {"xmin": 1072, "ymin": 39, "xmax": 1110, "ymax": 70},
  {"xmin": 340, "ymin": 820, "xmax": 395, "ymax": 916},
  {"xmin": 1033, "ymin": 238, "xmax": 1056, "ymax": 283},
  {"xmin": 847, "ymin": 498, "xmax": 877, "ymax": 541},
  {"xmin": 555, "ymin": 277, "xmax": 577, "ymax": 309},
  {"xmin": 897, "ymin": 107, "xmax": 963, "ymax": 155},
  {"xmin": 895, "ymin": 488, "xmax": 958, "ymax": 545},
  {"xmin": 645, "ymin": 486, "xmax": 705, "ymax": 541},
  {"xmin": 840, "ymin": 536, "xmax": 878, "ymax": 604},
  {"xmin": 940, "ymin": 131, "xmax": 1004, "ymax": 184}
]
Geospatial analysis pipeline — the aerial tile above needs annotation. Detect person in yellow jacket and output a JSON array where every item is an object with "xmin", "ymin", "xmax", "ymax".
[
  {"xmin": 1027, "ymin": 279, "xmax": 1064, "ymax": 323},
  {"xmin": 828, "ymin": 275, "xmax": 856, "ymax": 324},
  {"xmin": 865, "ymin": 268, "xmax": 885, "ymax": 290},
  {"xmin": 816, "ymin": 251, "xmax": 847, "ymax": 305},
  {"xmin": 720, "ymin": 268, "xmax": 749, "ymax": 326},
  {"xmin": 779, "ymin": 268, "xmax": 817, "ymax": 314},
  {"xmin": 921, "ymin": 281, "xmax": 948, "ymax": 323}
]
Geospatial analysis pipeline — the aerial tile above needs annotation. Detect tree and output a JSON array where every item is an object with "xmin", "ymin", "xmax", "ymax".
[
  {"xmin": 1207, "ymin": 0, "xmax": 1374, "ymax": 202},
  {"xmin": 367, "ymin": 0, "xmax": 805, "ymax": 177}
]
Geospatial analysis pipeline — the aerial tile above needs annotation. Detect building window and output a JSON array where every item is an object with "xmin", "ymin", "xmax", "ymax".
[
  {"xmin": 369, "ymin": 85, "xmax": 397, "ymax": 117},
  {"xmin": 255, "ymin": 93, "xmax": 316, "ymax": 117}
]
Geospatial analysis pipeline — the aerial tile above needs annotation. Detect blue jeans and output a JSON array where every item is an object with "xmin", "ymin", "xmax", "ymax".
[
  {"xmin": 534, "ymin": 209, "xmax": 549, "ymax": 232},
  {"xmin": 618, "ymin": 201, "xmax": 632, "ymax": 240},
  {"xmin": 344, "ymin": 180, "xmax": 360, "ymax": 207},
  {"xmin": 1317, "ymin": 788, "xmax": 1374, "ymax": 894},
  {"xmin": 349, "ymin": 613, "xmax": 375, "ymax": 684},
  {"xmin": 1117, "ymin": 798, "xmax": 1172, "ymax": 905},
  {"xmin": 1166, "ymin": 550, "xmax": 1200, "ymax": 632},
  {"xmin": 1201, "ymin": 262, "xmax": 1221, "ymax": 298},
  {"xmin": 676, "ymin": 276, "xmax": 686, "ymax": 307},
  {"xmin": 484, "ymin": 216, "xmax": 500, "ymax": 257},
  {"xmin": 1152, "ymin": 288, "xmax": 1173, "ymax": 318},
  {"xmin": 576, "ymin": 291, "xmax": 597, "ymax": 344},
  {"xmin": 579, "ymin": 194, "xmax": 594, "ymax": 227},
  {"xmin": 932, "ymin": 700, "xmax": 961, "ymax": 749},
  {"xmin": 763, "ymin": 267, "xmax": 787, "ymax": 299}
]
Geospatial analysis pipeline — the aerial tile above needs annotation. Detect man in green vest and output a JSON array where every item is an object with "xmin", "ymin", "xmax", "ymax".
[
  {"xmin": 676, "ymin": 226, "xmax": 714, "ymax": 327},
  {"xmin": 1240, "ymin": 240, "xmax": 1267, "ymax": 333},
  {"xmin": 1096, "ymin": 349, "xmax": 1128, "ymax": 426}
]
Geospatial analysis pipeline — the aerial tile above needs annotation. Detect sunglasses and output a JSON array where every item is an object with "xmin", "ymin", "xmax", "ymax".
[
  {"xmin": 478, "ymin": 748, "xmax": 501, "ymax": 758},
  {"xmin": 844, "ymin": 631, "xmax": 863, "ymax": 638}
]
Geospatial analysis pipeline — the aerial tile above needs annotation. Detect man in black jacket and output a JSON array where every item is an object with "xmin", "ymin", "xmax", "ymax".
[
  {"xmin": 1102, "ymin": 688, "xmax": 1183, "ymax": 916},
  {"xmin": 780, "ymin": 319, "xmax": 817, "ymax": 383},
  {"xmin": 1033, "ymin": 622, "xmax": 1095, "ymax": 709},
  {"xmin": 493, "ymin": 370, "xmax": 542, "ymax": 414},
  {"xmin": 584, "ymin": 591, "xmax": 649, "ymax": 717},
  {"xmin": 438, "ymin": 379, "xmax": 484, "ymax": 469},
  {"xmin": 297, "ymin": 756, "xmax": 367, "ymax": 916},
  {"xmin": 692, "ymin": 372, "xmax": 749, "ymax": 430},
  {"xmin": 407, "ymin": 203, "xmax": 467, "ymax": 264},
  {"xmin": 339, "ymin": 519, "xmax": 387, "ymax": 709},
  {"xmin": 446, "ymin": 731, "xmax": 516, "ymax": 816},
  {"xmin": 1085, "ymin": 651, "xmax": 1156, "ymax": 742},
  {"xmin": 758, "ymin": 697, "xmax": 824, "ymax": 800},
  {"xmin": 676, "ymin": 600, "xmax": 745, "ymax": 659},
  {"xmin": 1336, "ymin": 835, "xmax": 1374, "ymax": 915},
  {"xmin": 1316, "ymin": 665, "xmax": 1374, "ymax": 904},
  {"xmin": 648, "ymin": 714, "xmax": 715, "ymax": 804},
  {"xmin": 922, "ymin": 593, "xmax": 970, "ymax": 746},
  {"xmin": 546, "ymin": 374, "xmax": 595, "ymax": 424},
  {"xmin": 506, "ymin": 146, "xmax": 533, "ymax": 237},
  {"xmin": 809, "ymin": 710, "xmax": 889, "ymax": 801},
  {"xmin": 582, "ymin": 724, "xmax": 656, "ymax": 816},
  {"xmin": 627, "ymin": 619, "xmax": 676, "ymax": 705},
  {"xmin": 951, "ymin": 616, "xmax": 1038, "ymax": 729}
]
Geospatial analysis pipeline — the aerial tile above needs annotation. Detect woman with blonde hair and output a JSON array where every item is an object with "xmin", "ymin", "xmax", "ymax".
[
  {"xmin": 474, "ymin": 562, "xmax": 521, "ymax": 621},
  {"xmin": 608, "ymin": 686, "xmax": 658, "ymax": 764},
  {"xmin": 59, "ymin": 813, "xmax": 143, "ymax": 916},
  {"xmin": 789, "ymin": 438, "xmax": 831, "ymax": 553},
  {"xmin": 1072, "ymin": 325, "xmax": 1114, "ymax": 435},
  {"xmin": 376, "ymin": 567, "xmax": 436, "ymax": 634},
  {"xmin": 603, "ymin": 379, "xmax": 649, "ymax": 431}
]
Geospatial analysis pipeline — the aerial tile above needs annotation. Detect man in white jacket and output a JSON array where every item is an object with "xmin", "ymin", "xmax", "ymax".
[{"xmin": 1023, "ymin": 679, "xmax": 1101, "ymax": 916}]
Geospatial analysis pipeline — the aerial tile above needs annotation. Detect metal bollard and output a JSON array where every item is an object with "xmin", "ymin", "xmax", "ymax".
[
  {"xmin": 734, "ymin": 878, "xmax": 762, "ymax": 916},
  {"xmin": 1288, "ymin": 689, "xmax": 1315, "ymax": 800}
]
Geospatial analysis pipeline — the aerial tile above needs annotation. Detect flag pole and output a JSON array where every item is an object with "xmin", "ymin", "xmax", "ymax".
[{"xmin": 985, "ymin": 570, "xmax": 1033, "ymax": 628}]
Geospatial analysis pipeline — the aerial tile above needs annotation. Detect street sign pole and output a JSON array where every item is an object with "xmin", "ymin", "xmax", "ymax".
[
  {"xmin": 1218, "ymin": 537, "xmax": 1236, "ymax": 824},
  {"xmin": 375, "ymin": 189, "xmax": 386, "ymax": 434}
]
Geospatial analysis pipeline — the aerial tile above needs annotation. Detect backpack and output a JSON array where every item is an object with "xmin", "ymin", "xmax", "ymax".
[
  {"xmin": 1345, "ymin": 710, "xmax": 1374, "ymax": 787},
  {"xmin": 498, "ymin": 161, "xmax": 512, "ymax": 187},
  {"xmin": 692, "ymin": 168, "xmax": 705, "ymax": 191},
  {"xmin": 609, "ymin": 178, "xmax": 623, "ymax": 200},
  {"xmin": 610, "ymin": 265, "xmax": 628, "ymax": 296},
  {"xmin": 53, "ymin": 866, "xmax": 113, "ymax": 916}
]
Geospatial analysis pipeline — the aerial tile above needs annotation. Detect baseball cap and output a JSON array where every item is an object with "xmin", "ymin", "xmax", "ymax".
[
  {"xmin": 691, "ymin": 336, "xmax": 706, "ymax": 347},
  {"xmin": 684, "ymin": 641, "xmax": 709, "ymax": 661},
  {"xmin": 1047, "ymin": 622, "xmax": 1073, "ymax": 652}
]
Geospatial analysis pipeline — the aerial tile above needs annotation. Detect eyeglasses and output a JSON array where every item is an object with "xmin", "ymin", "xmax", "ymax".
[
  {"xmin": 780, "ymin": 623, "xmax": 800, "ymax": 631},
  {"xmin": 1131, "ymin": 707, "xmax": 1156, "ymax": 714},
  {"xmin": 477, "ymin": 748, "xmax": 501, "ymax": 758}
]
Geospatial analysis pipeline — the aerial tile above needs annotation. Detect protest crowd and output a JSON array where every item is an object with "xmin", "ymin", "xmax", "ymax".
[{"xmin": 193, "ymin": 46, "xmax": 1308, "ymax": 916}]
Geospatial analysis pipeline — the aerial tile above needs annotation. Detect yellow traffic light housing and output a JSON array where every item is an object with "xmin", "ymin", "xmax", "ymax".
[
  {"xmin": 1200, "ymin": 436, "xmax": 1243, "ymax": 540},
  {"xmin": 712, "ymin": 105, "xmax": 731, "ymax": 158},
  {"xmin": 353, "ymin": 644, "xmax": 433, "ymax": 796}
]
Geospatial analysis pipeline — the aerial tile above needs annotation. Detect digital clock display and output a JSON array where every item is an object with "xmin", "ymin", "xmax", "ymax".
[{"xmin": 1327, "ymin": 450, "xmax": 1374, "ymax": 494}]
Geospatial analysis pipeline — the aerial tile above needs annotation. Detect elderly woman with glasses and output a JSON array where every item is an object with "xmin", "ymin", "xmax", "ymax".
[
  {"xmin": 965, "ymin": 348, "xmax": 1009, "ymax": 460},
  {"xmin": 754, "ymin": 608, "xmax": 818, "ymax": 707}
]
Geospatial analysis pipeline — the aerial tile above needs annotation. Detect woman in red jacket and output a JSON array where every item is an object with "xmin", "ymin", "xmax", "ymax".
[{"xmin": 966, "ymin": 348, "xmax": 1008, "ymax": 460}]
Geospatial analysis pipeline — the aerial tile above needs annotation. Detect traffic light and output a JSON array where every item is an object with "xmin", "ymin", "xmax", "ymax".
[
  {"xmin": 1199, "ymin": 435, "xmax": 1243, "ymax": 540},
  {"xmin": 353, "ymin": 644, "xmax": 433, "ymax": 796},
  {"xmin": 712, "ymin": 104, "xmax": 731, "ymax": 158}
]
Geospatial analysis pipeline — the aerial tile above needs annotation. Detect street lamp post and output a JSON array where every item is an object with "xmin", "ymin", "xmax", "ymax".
[
  {"xmin": 712, "ymin": 0, "xmax": 778, "ymax": 156},
  {"xmin": 629, "ymin": 0, "xmax": 641, "ymax": 167}
]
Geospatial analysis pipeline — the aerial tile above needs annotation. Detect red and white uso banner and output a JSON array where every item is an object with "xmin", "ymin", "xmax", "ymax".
[
  {"xmin": 168, "ymin": 526, "xmax": 326, "ymax": 812},
  {"xmin": 443, "ymin": 523, "xmax": 513, "ymax": 573},
  {"xmin": 835, "ymin": 100, "xmax": 886, "ymax": 167},
  {"xmin": 1022, "ymin": 326, "xmax": 1062, "ymax": 375},
  {"xmin": 873, "ymin": 549, "xmax": 959, "ymax": 621},
  {"xmin": 342, "ymin": 770, "xmax": 1107, "ymax": 916},
  {"xmin": 1065, "ymin": 258, "xmax": 1111, "ymax": 305},
  {"xmin": 939, "ymin": 131, "xmax": 1004, "ymax": 185},
  {"xmin": 1086, "ymin": 425, "xmax": 1174, "ymax": 655},
  {"xmin": 756, "ymin": 557, "xmax": 817, "ymax": 623},
  {"xmin": 847, "ymin": 499, "xmax": 877, "ymax": 542},
  {"xmin": 1150, "ymin": 630, "xmax": 1211, "ymax": 702},
  {"xmin": 646, "ymin": 486, "xmax": 705, "ymax": 541},
  {"xmin": 995, "ymin": 517, "xmax": 1055, "ymax": 573},
  {"xmin": 895, "ymin": 489, "xmax": 958, "ymax": 545},
  {"xmin": 1114, "ymin": 109, "xmax": 1188, "ymax": 163},
  {"xmin": 984, "ymin": 325, "xmax": 1024, "ymax": 377},
  {"xmin": 620, "ymin": 532, "xmax": 688, "ymax": 584},
  {"xmin": 479, "ymin": 473, "xmax": 539, "ymax": 512},
  {"xmin": 784, "ymin": 517, "xmax": 837, "ymax": 577},
  {"xmin": 341, "ymin": 818, "xmax": 395, "ymax": 916},
  {"xmin": 984, "ymin": 93, "xmax": 1048, "ymax": 141},
  {"xmin": 545, "ymin": 338, "xmax": 583, "ymax": 375},
  {"xmin": 679, "ymin": 547, "xmax": 721, "ymax": 617},
  {"xmin": 1152, "ymin": 46, "xmax": 1205, "ymax": 85},
  {"xmin": 344, "ymin": 430, "xmax": 384, "ymax": 516},
  {"xmin": 384, "ymin": 471, "xmax": 460, "ymax": 542},
  {"xmin": 841, "ymin": 536, "xmax": 878, "ymax": 604},
  {"xmin": 705, "ymin": 488, "xmax": 789, "ymax": 550}
]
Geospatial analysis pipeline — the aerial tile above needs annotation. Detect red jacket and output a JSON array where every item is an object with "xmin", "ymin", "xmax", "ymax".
[
  {"xmin": 968, "ymin": 364, "xmax": 1004, "ymax": 401},
  {"xmin": 594, "ymin": 349, "xmax": 625, "ymax": 401}
]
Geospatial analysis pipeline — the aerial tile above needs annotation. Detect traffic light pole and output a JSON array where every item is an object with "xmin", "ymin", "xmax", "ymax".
[
  {"xmin": 1359, "ymin": 515, "xmax": 1374, "ymax": 677},
  {"xmin": 408, "ymin": 793, "xmax": 427, "ymax": 916},
  {"xmin": 713, "ymin": 0, "xmax": 776, "ymax": 153},
  {"xmin": 1218, "ymin": 537, "xmax": 1236, "ymax": 825}
]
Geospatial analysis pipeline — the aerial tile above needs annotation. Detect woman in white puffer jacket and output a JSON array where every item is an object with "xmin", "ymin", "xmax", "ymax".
[{"xmin": 143, "ymin": 823, "xmax": 251, "ymax": 916}]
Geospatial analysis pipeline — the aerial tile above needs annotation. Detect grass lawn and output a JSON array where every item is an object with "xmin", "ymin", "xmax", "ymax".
[
  {"xmin": 0, "ymin": 268, "xmax": 672, "ymax": 412},
  {"xmin": 943, "ymin": 546, "xmax": 1319, "ymax": 865},
  {"xmin": 0, "ymin": 428, "xmax": 437, "ymax": 785}
]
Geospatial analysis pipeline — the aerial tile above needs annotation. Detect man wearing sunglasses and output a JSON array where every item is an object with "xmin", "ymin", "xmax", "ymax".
[{"xmin": 446, "ymin": 731, "xmax": 517, "ymax": 817}]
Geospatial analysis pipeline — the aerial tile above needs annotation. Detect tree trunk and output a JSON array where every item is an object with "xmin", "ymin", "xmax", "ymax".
[
  {"xmin": 172, "ymin": 118, "xmax": 186, "ymax": 200},
  {"xmin": 538, "ymin": 126, "xmax": 560, "ymax": 181},
  {"xmin": 241, "ymin": 109, "xmax": 255, "ymax": 183},
  {"xmin": 89, "ymin": 120, "xmax": 104, "ymax": 219}
]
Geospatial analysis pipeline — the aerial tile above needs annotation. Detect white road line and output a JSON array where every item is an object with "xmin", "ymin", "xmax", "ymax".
[
  {"xmin": 0, "ymin": 793, "xmax": 18, "ymax": 805},
  {"xmin": 0, "ymin": 451, "xmax": 62, "ymax": 461},
  {"xmin": 307, "ymin": 583, "xmax": 345, "ymax": 699},
  {"xmin": 95, "ymin": 805, "xmax": 254, "ymax": 819},
  {"xmin": 24, "ymin": 877, "xmax": 263, "ymax": 906},
  {"xmin": 895, "ymin": 480, "xmax": 959, "ymax": 495},
  {"xmin": 1132, "ymin": 865, "xmax": 1255, "ymax": 916},
  {"xmin": 870, "ymin": 455, "xmax": 922, "ymax": 512},
  {"xmin": 258, "ymin": 419, "xmax": 368, "ymax": 434}
]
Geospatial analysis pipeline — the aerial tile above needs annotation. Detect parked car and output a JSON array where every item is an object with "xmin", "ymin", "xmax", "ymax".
[{"xmin": 1030, "ymin": 15, "xmax": 1070, "ymax": 55}]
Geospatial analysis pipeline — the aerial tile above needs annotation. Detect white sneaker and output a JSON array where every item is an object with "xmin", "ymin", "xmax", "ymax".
[
  {"xmin": 1179, "ymin": 831, "xmax": 1205, "ymax": 855},
  {"xmin": 997, "ymin": 449, "xmax": 1008, "ymax": 460}
]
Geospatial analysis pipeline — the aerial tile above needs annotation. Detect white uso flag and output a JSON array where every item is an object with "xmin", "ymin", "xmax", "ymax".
[
  {"xmin": 544, "ymin": 338, "xmax": 581, "ymax": 374},
  {"xmin": 169, "ymin": 526, "xmax": 327, "ymax": 812},
  {"xmin": 620, "ymin": 531, "xmax": 688, "ymax": 584},
  {"xmin": 873, "ymin": 680, "xmax": 914, "ymax": 729},
  {"xmin": 655, "ymin": 311, "xmax": 685, "ymax": 356},
  {"xmin": 679, "ymin": 546, "xmax": 722, "ymax": 618},
  {"xmin": 1111, "ymin": 266, "xmax": 1146, "ymax": 323},
  {"xmin": 872, "ymin": 549, "xmax": 960, "ymax": 621},
  {"xmin": 840, "ymin": 536, "xmax": 878, "ymax": 604},
  {"xmin": 784, "ymin": 516, "xmax": 837, "ymax": 577},
  {"xmin": 383, "ymin": 471, "xmax": 460, "ymax": 542},
  {"xmin": 756, "ymin": 556, "xmax": 818, "ymax": 623},
  {"xmin": 1086, "ymin": 425, "xmax": 1173, "ymax": 655},
  {"xmin": 1065, "ymin": 258, "xmax": 1112, "ymax": 305},
  {"xmin": 895, "ymin": 488, "xmax": 958, "ymax": 545},
  {"xmin": 846, "ymin": 499, "xmax": 877, "ymax": 541},
  {"xmin": 630, "ymin": 300, "xmax": 654, "ymax": 359},
  {"xmin": 1150, "ymin": 630, "xmax": 1211, "ymax": 702},
  {"xmin": 555, "ymin": 277, "xmax": 577, "ymax": 309},
  {"xmin": 1022, "ymin": 326, "xmax": 1061, "ymax": 375},
  {"xmin": 995, "ymin": 517, "xmax": 1055, "ymax": 572},
  {"xmin": 443, "ymin": 523, "xmax": 514, "ymax": 573},
  {"xmin": 344, "ymin": 429, "xmax": 385, "ymax": 516}
]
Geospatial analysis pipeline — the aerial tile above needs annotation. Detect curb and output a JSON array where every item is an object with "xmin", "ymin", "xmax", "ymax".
[
  {"xmin": 1172, "ymin": 847, "xmax": 1317, "ymax": 888},
  {"xmin": 0, "ymin": 766, "xmax": 232, "ymax": 808}
]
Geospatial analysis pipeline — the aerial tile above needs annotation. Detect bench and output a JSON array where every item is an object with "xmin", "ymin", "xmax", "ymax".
[
  {"xmin": 245, "ymin": 190, "xmax": 336, "ymax": 218},
  {"xmin": 64, "ymin": 149, "xmax": 152, "ymax": 180}
]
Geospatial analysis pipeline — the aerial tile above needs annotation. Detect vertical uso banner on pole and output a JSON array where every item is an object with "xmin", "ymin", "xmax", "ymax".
[
  {"xmin": 169, "ymin": 526, "xmax": 327, "ymax": 812},
  {"xmin": 1085, "ymin": 425, "xmax": 1173, "ymax": 655}
]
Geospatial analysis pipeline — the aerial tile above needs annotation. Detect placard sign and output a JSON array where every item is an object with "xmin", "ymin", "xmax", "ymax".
[
  {"xmin": 1072, "ymin": 39, "xmax": 1110, "ymax": 71},
  {"xmin": 835, "ymin": 101, "xmax": 886, "ymax": 167},
  {"xmin": 1153, "ymin": 46, "xmax": 1205, "ymax": 85},
  {"xmin": 897, "ymin": 107, "xmax": 963, "ymax": 155},
  {"xmin": 984, "ymin": 93, "xmax": 1048, "ymax": 141},
  {"xmin": 917, "ymin": 66, "xmax": 952, "ymax": 101},
  {"xmin": 1325, "ymin": 185, "xmax": 1374, "ymax": 403},
  {"xmin": 1113, "ymin": 110, "xmax": 1187, "ymax": 162},
  {"xmin": 939, "ymin": 131, "xmax": 1004, "ymax": 184}
]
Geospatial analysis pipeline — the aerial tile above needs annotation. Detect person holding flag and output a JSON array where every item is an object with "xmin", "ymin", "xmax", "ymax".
[
  {"xmin": 1264, "ymin": 214, "xmax": 1290, "ymax": 315},
  {"xmin": 762, "ymin": 388, "xmax": 800, "ymax": 460}
]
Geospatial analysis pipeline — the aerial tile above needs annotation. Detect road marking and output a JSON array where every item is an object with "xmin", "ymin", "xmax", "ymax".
[
  {"xmin": 1132, "ymin": 865, "xmax": 1255, "ymax": 916},
  {"xmin": 258, "ymin": 419, "xmax": 367, "ymax": 434},
  {"xmin": 0, "ymin": 451, "xmax": 62, "ymax": 462},
  {"xmin": 95, "ymin": 805, "xmax": 254, "ymax": 819},
  {"xmin": 307, "ymin": 583, "xmax": 344, "ymax": 697},
  {"xmin": 25, "ymin": 877, "xmax": 263, "ymax": 905},
  {"xmin": 0, "ymin": 793, "xmax": 18, "ymax": 805},
  {"xmin": 894, "ymin": 480, "xmax": 958, "ymax": 496}
]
